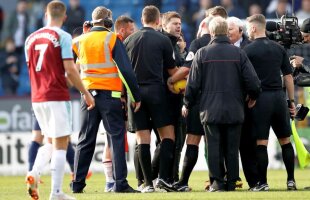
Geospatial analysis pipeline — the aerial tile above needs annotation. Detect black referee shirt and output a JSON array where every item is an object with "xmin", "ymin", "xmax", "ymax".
[
  {"xmin": 183, "ymin": 34, "xmax": 211, "ymax": 68},
  {"xmin": 244, "ymin": 37, "xmax": 293, "ymax": 91},
  {"xmin": 124, "ymin": 27, "xmax": 175, "ymax": 85}
]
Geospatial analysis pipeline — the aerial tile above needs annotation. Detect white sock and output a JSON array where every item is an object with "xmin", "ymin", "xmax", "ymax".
[
  {"xmin": 32, "ymin": 143, "xmax": 53, "ymax": 176},
  {"xmin": 103, "ymin": 161, "xmax": 114, "ymax": 183},
  {"xmin": 50, "ymin": 150, "xmax": 66, "ymax": 195}
]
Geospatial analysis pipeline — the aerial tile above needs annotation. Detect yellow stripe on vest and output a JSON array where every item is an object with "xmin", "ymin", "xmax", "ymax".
[{"xmin": 111, "ymin": 91, "xmax": 121, "ymax": 98}]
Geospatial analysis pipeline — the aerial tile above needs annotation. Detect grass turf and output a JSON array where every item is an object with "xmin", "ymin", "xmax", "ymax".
[{"xmin": 1, "ymin": 169, "xmax": 310, "ymax": 200}]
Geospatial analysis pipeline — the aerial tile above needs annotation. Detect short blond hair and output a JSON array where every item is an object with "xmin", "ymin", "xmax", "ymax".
[
  {"xmin": 46, "ymin": 0, "xmax": 66, "ymax": 19},
  {"xmin": 246, "ymin": 14, "xmax": 266, "ymax": 29},
  {"xmin": 209, "ymin": 17, "xmax": 228, "ymax": 36},
  {"xmin": 92, "ymin": 6, "xmax": 112, "ymax": 25}
]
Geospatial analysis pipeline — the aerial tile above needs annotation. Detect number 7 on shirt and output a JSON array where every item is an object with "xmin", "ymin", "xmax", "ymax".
[{"xmin": 35, "ymin": 44, "xmax": 48, "ymax": 72}]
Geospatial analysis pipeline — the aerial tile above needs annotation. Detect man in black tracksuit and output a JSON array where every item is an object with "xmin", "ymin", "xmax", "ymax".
[{"xmin": 184, "ymin": 17, "xmax": 261, "ymax": 192}]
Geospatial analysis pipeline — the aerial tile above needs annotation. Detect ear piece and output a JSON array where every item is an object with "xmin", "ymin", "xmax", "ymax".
[
  {"xmin": 104, "ymin": 17, "xmax": 113, "ymax": 29},
  {"xmin": 239, "ymin": 27, "xmax": 243, "ymax": 33}
]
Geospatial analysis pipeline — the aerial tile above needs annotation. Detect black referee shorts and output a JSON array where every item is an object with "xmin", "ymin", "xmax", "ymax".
[
  {"xmin": 129, "ymin": 84, "xmax": 173, "ymax": 131},
  {"xmin": 186, "ymin": 103, "xmax": 204, "ymax": 135},
  {"xmin": 251, "ymin": 90, "xmax": 292, "ymax": 140}
]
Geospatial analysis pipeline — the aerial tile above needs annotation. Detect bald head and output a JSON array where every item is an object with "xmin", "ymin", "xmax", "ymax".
[{"xmin": 197, "ymin": 16, "xmax": 213, "ymax": 38}]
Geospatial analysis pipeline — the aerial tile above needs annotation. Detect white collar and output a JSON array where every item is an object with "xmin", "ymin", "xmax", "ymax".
[{"xmin": 234, "ymin": 37, "xmax": 243, "ymax": 47}]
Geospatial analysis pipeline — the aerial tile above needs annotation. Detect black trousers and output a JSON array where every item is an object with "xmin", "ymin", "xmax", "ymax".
[
  {"xmin": 72, "ymin": 90, "xmax": 129, "ymax": 192},
  {"xmin": 205, "ymin": 124, "xmax": 241, "ymax": 190},
  {"xmin": 239, "ymin": 107, "xmax": 259, "ymax": 188}
]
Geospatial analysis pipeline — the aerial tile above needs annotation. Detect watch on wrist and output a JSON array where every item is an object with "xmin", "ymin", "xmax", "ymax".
[{"xmin": 289, "ymin": 99, "xmax": 295, "ymax": 103}]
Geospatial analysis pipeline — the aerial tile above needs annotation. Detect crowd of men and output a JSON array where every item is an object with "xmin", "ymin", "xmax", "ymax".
[{"xmin": 24, "ymin": 0, "xmax": 310, "ymax": 199}]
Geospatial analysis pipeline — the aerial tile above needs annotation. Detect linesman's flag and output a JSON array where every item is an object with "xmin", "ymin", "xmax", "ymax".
[{"xmin": 291, "ymin": 120, "xmax": 310, "ymax": 169}]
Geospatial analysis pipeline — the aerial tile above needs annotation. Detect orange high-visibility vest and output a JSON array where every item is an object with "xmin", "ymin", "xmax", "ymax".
[{"xmin": 72, "ymin": 31, "xmax": 122, "ymax": 91}]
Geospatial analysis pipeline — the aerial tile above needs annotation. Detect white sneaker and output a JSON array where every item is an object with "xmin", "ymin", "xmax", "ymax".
[
  {"xmin": 49, "ymin": 193, "xmax": 76, "ymax": 200},
  {"xmin": 141, "ymin": 185, "xmax": 155, "ymax": 193},
  {"xmin": 26, "ymin": 171, "xmax": 39, "ymax": 200},
  {"xmin": 137, "ymin": 184, "xmax": 144, "ymax": 192}
]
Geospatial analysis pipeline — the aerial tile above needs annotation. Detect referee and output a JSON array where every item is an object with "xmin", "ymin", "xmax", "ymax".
[
  {"xmin": 124, "ymin": 5, "xmax": 177, "ymax": 192},
  {"xmin": 245, "ymin": 14, "xmax": 296, "ymax": 191}
]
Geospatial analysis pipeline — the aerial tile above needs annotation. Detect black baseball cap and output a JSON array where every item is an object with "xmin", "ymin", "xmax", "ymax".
[{"xmin": 301, "ymin": 18, "xmax": 310, "ymax": 33}]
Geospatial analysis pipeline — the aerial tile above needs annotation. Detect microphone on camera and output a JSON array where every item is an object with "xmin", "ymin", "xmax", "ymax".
[{"xmin": 266, "ymin": 21, "xmax": 280, "ymax": 32}]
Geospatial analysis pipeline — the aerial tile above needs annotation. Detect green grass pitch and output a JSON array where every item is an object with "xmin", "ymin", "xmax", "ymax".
[{"xmin": 1, "ymin": 170, "xmax": 310, "ymax": 200}]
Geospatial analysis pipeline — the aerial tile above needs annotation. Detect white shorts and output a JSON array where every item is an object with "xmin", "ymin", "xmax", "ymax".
[{"xmin": 32, "ymin": 101, "xmax": 73, "ymax": 138}]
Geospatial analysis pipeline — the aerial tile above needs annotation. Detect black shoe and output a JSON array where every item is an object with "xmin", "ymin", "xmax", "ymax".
[
  {"xmin": 208, "ymin": 185, "xmax": 225, "ymax": 192},
  {"xmin": 116, "ymin": 186, "xmax": 140, "ymax": 193},
  {"xmin": 249, "ymin": 182, "xmax": 269, "ymax": 191},
  {"xmin": 72, "ymin": 189, "xmax": 84, "ymax": 193},
  {"xmin": 287, "ymin": 180, "xmax": 297, "ymax": 191},
  {"xmin": 208, "ymin": 185, "xmax": 226, "ymax": 192},
  {"xmin": 173, "ymin": 182, "xmax": 191, "ymax": 192},
  {"xmin": 156, "ymin": 178, "xmax": 177, "ymax": 192},
  {"xmin": 70, "ymin": 182, "xmax": 85, "ymax": 193}
]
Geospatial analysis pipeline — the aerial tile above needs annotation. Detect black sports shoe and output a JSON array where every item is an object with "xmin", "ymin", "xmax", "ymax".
[
  {"xmin": 173, "ymin": 182, "xmax": 191, "ymax": 192},
  {"xmin": 70, "ymin": 182, "xmax": 85, "ymax": 193},
  {"xmin": 249, "ymin": 182, "xmax": 269, "ymax": 191},
  {"xmin": 156, "ymin": 178, "xmax": 177, "ymax": 192},
  {"xmin": 208, "ymin": 185, "xmax": 225, "ymax": 192},
  {"xmin": 116, "ymin": 186, "xmax": 140, "ymax": 193},
  {"xmin": 287, "ymin": 180, "xmax": 297, "ymax": 191}
]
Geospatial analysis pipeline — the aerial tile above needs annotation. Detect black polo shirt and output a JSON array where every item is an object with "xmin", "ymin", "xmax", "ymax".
[
  {"xmin": 124, "ymin": 27, "xmax": 175, "ymax": 85},
  {"xmin": 244, "ymin": 37, "xmax": 293, "ymax": 91},
  {"xmin": 183, "ymin": 34, "xmax": 211, "ymax": 68}
]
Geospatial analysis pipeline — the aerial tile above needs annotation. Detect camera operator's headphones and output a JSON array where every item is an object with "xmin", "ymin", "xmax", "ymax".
[
  {"xmin": 92, "ymin": 17, "xmax": 113, "ymax": 29},
  {"xmin": 103, "ymin": 17, "xmax": 113, "ymax": 29}
]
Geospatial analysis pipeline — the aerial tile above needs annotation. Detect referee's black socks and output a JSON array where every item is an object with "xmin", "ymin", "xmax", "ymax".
[
  {"xmin": 179, "ymin": 144, "xmax": 199, "ymax": 185},
  {"xmin": 281, "ymin": 143, "xmax": 295, "ymax": 181},
  {"xmin": 159, "ymin": 138, "xmax": 175, "ymax": 181},
  {"xmin": 134, "ymin": 144, "xmax": 144, "ymax": 186},
  {"xmin": 151, "ymin": 144, "xmax": 161, "ymax": 180},
  {"xmin": 256, "ymin": 145, "xmax": 268, "ymax": 184},
  {"xmin": 138, "ymin": 144, "xmax": 153, "ymax": 186}
]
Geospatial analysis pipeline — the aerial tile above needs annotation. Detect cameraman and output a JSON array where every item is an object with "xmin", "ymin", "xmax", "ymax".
[
  {"xmin": 290, "ymin": 18, "xmax": 310, "ymax": 191},
  {"xmin": 244, "ymin": 14, "xmax": 296, "ymax": 191},
  {"xmin": 290, "ymin": 18, "xmax": 310, "ymax": 71}
]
